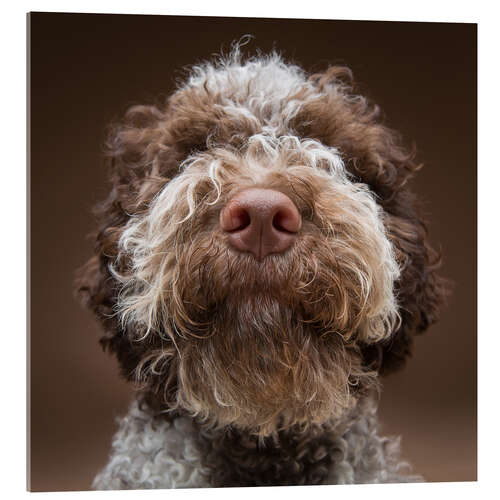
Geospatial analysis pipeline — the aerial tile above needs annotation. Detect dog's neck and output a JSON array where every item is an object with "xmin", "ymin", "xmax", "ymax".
[
  {"xmin": 93, "ymin": 394, "xmax": 419, "ymax": 489},
  {"xmin": 194, "ymin": 419, "xmax": 350, "ymax": 486},
  {"xmin": 150, "ymin": 396, "xmax": 376, "ymax": 487}
]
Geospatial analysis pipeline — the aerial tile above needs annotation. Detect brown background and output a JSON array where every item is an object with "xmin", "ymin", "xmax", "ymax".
[{"xmin": 29, "ymin": 13, "xmax": 477, "ymax": 491}]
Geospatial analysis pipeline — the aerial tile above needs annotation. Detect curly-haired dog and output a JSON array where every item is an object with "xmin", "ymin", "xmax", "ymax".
[{"xmin": 77, "ymin": 48, "xmax": 446, "ymax": 488}]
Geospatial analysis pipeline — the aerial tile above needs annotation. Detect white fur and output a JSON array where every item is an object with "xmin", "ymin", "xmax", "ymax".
[
  {"xmin": 188, "ymin": 53, "xmax": 312, "ymax": 131},
  {"xmin": 93, "ymin": 401, "xmax": 210, "ymax": 490}
]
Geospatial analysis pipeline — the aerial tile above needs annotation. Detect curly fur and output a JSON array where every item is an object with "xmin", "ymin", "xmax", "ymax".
[
  {"xmin": 93, "ymin": 397, "xmax": 420, "ymax": 489},
  {"xmin": 77, "ymin": 46, "xmax": 446, "ymax": 488}
]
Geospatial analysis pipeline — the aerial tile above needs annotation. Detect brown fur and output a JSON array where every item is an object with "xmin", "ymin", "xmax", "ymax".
[{"xmin": 195, "ymin": 410, "xmax": 353, "ymax": 487}]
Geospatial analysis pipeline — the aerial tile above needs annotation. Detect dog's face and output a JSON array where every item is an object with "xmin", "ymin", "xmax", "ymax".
[{"xmin": 78, "ymin": 53, "xmax": 445, "ymax": 436}]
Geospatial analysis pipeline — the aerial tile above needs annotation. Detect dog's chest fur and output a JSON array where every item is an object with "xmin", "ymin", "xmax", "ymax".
[{"xmin": 93, "ymin": 399, "xmax": 419, "ymax": 489}]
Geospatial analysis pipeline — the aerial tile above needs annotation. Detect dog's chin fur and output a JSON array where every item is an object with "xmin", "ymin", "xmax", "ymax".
[
  {"xmin": 77, "ymin": 47, "xmax": 446, "ymax": 487},
  {"xmin": 167, "ymin": 295, "xmax": 378, "ymax": 436}
]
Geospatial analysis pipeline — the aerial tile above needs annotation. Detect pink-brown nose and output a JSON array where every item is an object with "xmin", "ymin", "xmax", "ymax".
[{"xmin": 220, "ymin": 188, "xmax": 301, "ymax": 260}]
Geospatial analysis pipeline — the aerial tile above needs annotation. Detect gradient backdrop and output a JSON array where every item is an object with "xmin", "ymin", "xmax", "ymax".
[{"xmin": 29, "ymin": 12, "xmax": 477, "ymax": 491}]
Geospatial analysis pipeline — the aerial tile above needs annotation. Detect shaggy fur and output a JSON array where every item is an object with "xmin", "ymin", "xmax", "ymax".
[{"xmin": 77, "ymin": 46, "xmax": 446, "ymax": 488}]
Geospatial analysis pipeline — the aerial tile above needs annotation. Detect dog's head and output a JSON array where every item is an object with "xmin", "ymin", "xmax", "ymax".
[{"xmin": 77, "ymin": 52, "xmax": 445, "ymax": 436}]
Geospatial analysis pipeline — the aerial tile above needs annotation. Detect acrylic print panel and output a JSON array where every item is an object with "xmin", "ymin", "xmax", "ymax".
[{"xmin": 29, "ymin": 11, "xmax": 476, "ymax": 491}]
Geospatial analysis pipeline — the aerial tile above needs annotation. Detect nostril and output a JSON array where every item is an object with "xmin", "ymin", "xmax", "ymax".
[
  {"xmin": 272, "ymin": 208, "xmax": 301, "ymax": 234},
  {"xmin": 220, "ymin": 203, "xmax": 251, "ymax": 233},
  {"xmin": 272, "ymin": 210, "xmax": 297, "ymax": 233},
  {"xmin": 228, "ymin": 207, "xmax": 251, "ymax": 232}
]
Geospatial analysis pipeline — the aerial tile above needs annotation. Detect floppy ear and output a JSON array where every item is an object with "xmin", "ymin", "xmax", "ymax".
[
  {"xmin": 363, "ymin": 190, "xmax": 447, "ymax": 374},
  {"xmin": 293, "ymin": 66, "xmax": 447, "ymax": 373},
  {"xmin": 75, "ymin": 104, "xmax": 175, "ymax": 381}
]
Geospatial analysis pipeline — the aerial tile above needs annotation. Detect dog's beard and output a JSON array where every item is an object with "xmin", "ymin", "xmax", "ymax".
[
  {"xmin": 122, "ymin": 231, "xmax": 393, "ymax": 435},
  {"xmin": 149, "ymin": 244, "xmax": 378, "ymax": 436},
  {"xmin": 174, "ymin": 291, "xmax": 376, "ymax": 436}
]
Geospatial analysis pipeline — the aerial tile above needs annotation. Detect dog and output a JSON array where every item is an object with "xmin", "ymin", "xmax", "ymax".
[{"xmin": 77, "ymin": 47, "xmax": 446, "ymax": 488}]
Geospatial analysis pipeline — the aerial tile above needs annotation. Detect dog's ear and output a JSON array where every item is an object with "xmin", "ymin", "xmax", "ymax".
[
  {"xmin": 75, "ymin": 104, "xmax": 175, "ymax": 380},
  {"xmin": 364, "ymin": 191, "xmax": 447, "ymax": 374},
  {"xmin": 76, "ymin": 254, "xmax": 143, "ymax": 380},
  {"xmin": 295, "ymin": 67, "xmax": 448, "ymax": 373}
]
